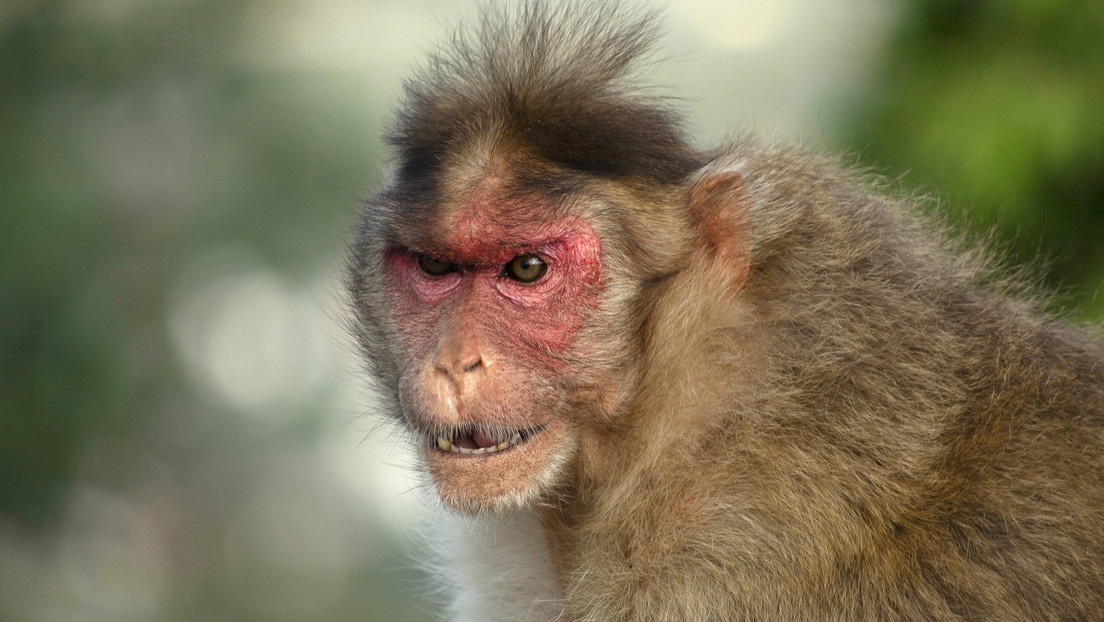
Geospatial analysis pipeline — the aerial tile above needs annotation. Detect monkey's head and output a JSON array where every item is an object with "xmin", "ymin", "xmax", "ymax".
[{"xmin": 347, "ymin": 3, "xmax": 750, "ymax": 513}]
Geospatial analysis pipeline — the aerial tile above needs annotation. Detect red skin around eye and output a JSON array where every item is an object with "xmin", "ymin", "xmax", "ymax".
[{"xmin": 385, "ymin": 213, "xmax": 603, "ymax": 367}]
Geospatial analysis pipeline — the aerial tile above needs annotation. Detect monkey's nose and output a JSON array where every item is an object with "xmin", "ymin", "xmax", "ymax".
[{"xmin": 434, "ymin": 350, "xmax": 488, "ymax": 398}]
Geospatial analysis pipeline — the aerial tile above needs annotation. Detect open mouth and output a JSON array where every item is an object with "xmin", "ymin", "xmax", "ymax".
[
  {"xmin": 434, "ymin": 425, "xmax": 545, "ymax": 456},
  {"xmin": 420, "ymin": 419, "xmax": 567, "ymax": 511}
]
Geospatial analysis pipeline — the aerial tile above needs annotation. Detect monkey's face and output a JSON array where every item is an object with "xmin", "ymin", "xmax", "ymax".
[{"xmin": 382, "ymin": 198, "xmax": 605, "ymax": 513}]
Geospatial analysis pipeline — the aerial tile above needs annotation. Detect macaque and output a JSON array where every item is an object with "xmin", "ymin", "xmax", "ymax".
[{"xmin": 346, "ymin": 2, "xmax": 1104, "ymax": 620}]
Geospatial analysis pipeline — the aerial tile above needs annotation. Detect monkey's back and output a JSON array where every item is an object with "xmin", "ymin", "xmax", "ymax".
[
  {"xmin": 726, "ymin": 146, "xmax": 1104, "ymax": 619},
  {"xmin": 736, "ymin": 144, "xmax": 1104, "ymax": 619}
]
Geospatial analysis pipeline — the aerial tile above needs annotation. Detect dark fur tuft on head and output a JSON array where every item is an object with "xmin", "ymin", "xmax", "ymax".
[{"xmin": 389, "ymin": 1, "xmax": 703, "ymax": 190}]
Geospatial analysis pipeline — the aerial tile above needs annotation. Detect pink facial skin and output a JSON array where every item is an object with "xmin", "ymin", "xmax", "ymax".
[{"xmin": 385, "ymin": 212, "xmax": 604, "ymax": 369}]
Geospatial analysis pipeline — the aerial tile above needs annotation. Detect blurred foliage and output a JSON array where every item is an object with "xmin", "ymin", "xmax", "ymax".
[
  {"xmin": 839, "ymin": 0, "xmax": 1104, "ymax": 319},
  {"xmin": 0, "ymin": 0, "xmax": 362, "ymax": 524},
  {"xmin": 0, "ymin": 1, "xmax": 437, "ymax": 620},
  {"xmin": 0, "ymin": 0, "xmax": 1101, "ymax": 620}
]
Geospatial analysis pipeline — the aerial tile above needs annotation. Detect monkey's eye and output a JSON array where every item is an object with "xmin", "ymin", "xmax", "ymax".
[
  {"xmin": 503, "ymin": 254, "xmax": 548, "ymax": 283},
  {"xmin": 417, "ymin": 254, "xmax": 458, "ymax": 276}
]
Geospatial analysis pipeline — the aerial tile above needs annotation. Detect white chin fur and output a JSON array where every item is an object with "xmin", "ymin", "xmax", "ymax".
[{"xmin": 432, "ymin": 508, "xmax": 564, "ymax": 622}]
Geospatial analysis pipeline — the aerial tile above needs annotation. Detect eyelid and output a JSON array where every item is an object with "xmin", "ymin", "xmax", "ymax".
[{"xmin": 416, "ymin": 253, "xmax": 460, "ymax": 276}]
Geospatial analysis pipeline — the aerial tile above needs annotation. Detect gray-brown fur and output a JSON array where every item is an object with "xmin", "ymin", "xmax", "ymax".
[{"xmin": 347, "ymin": 2, "xmax": 1104, "ymax": 620}]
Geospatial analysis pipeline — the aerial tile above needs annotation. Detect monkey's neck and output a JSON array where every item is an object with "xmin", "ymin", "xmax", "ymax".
[{"xmin": 537, "ymin": 501, "xmax": 575, "ymax": 597}]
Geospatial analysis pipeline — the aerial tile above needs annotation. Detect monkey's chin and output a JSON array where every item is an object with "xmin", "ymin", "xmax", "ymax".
[{"xmin": 422, "ymin": 419, "xmax": 568, "ymax": 514}]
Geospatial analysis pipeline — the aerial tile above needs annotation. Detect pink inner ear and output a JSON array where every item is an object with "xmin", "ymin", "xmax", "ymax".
[{"xmin": 688, "ymin": 171, "xmax": 752, "ymax": 297}]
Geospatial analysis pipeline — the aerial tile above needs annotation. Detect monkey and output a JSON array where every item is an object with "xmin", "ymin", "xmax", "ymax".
[{"xmin": 345, "ymin": 2, "xmax": 1104, "ymax": 620}]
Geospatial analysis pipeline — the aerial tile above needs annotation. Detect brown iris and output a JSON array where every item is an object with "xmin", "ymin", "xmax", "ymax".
[{"xmin": 504, "ymin": 254, "xmax": 548, "ymax": 283}]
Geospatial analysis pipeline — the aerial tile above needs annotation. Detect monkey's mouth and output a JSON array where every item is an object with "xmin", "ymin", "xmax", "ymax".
[
  {"xmin": 433, "ymin": 425, "xmax": 545, "ymax": 456},
  {"xmin": 422, "ymin": 419, "xmax": 566, "ymax": 512}
]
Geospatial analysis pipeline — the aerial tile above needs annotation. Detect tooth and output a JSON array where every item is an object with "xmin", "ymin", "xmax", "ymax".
[{"xmin": 438, "ymin": 431, "xmax": 530, "ymax": 455}]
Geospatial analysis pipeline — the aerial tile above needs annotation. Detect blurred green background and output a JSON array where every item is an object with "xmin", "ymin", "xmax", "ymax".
[{"xmin": 1, "ymin": 0, "xmax": 1101, "ymax": 620}]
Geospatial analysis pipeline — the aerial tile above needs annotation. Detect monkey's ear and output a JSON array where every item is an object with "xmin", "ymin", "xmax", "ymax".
[{"xmin": 686, "ymin": 171, "xmax": 752, "ymax": 297}]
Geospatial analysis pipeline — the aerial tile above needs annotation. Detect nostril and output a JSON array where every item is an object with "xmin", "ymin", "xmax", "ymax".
[{"xmin": 435, "ymin": 358, "xmax": 483, "ymax": 380}]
